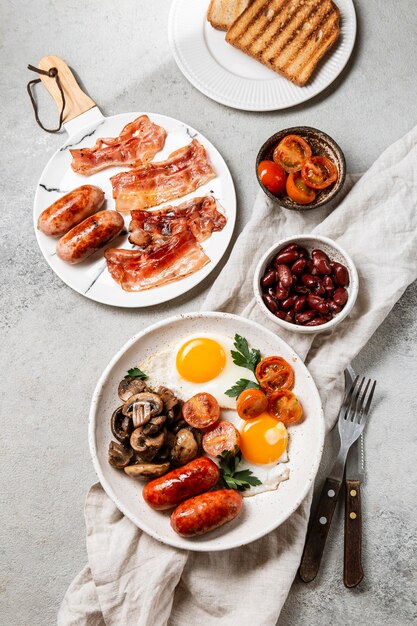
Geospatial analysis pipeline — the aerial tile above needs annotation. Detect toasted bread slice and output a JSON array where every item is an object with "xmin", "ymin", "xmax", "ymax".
[
  {"xmin": 226, "ymin": 0, "xmax": 341, "ymax": 86},
  {"xmin": 207, "ymin": 0, "xmax": 254, "ymax": 31}
]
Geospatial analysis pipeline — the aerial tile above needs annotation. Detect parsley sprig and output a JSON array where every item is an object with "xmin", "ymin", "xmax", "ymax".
[
  {"xmin": 125, "ymin": 367, "xmax": 148, "ymax": 380},
  {"xmin": 225, "ymin": 334, "xmax": 261, "ymax": 397},
  {"xmin": 218, "ymin": 446, "xmax": 262, "ymax": 492}
]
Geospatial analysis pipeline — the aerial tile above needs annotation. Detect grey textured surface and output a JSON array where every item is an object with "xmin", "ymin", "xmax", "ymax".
[{"xmin": 1, "ymin": 1, "xmax": 416, "ymax": 624}]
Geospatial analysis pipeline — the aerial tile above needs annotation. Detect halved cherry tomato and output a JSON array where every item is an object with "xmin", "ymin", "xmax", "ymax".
[
  {"xmin": 273, "ymin": 135, "xmax": 312, "ymax": 173},
  {"xmin": 258, "ymin": 160, "xmax": 287, "ymax": 195},
  {"xmin": 202, "ymin": 421, "xmax": 240, "ymax": 457},
  {"xmin": 182, "ymin": 392, "xmax": 220, "ymax": 429},
  {"xmin": 267, "ymin": 389, "xmax": 303, "ymax": 426},
  {"xmin": 255, "ymin": 356, "xmax": 294, "ymax": 394},
  {"xmin": 236, "ymin": 388, "xmax": 268, "ymax": 420},
  {"xmin": 301, "ymin": 156, "xmax": 338, "ymax": 190},
  {"xmin": 286, "ymin": 172, "xmax": 316, "ymax": 204}
]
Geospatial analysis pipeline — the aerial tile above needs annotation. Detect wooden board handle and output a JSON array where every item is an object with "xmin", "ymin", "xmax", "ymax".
[
  {"xmin": 299, "ymin": 477, "xmax": 342, "ymax": 583},
  {"xmin": 344, "ymin": 479, "xmax": 364, "ymax": 587},
  {"xmin": 37, "ymin": 55, "xmax": 96, "ymax": 124}
]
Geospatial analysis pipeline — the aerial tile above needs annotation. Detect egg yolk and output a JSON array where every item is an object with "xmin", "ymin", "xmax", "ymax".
[
  {"xmin": 240, "ymin": 413, "xmax": 288, "ymax": 465},
  {"xmin": 176, "ymin": 338, "xmax": 226, "ymax": 383}
]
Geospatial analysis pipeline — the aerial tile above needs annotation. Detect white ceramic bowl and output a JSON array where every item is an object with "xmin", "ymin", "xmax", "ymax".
[{"xmin": 254, "ymin": 235, "xmax": 359, "ymax": 334}]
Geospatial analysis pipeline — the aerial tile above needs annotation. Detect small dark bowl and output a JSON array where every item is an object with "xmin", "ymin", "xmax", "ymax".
[{"xmin": 256, "ymin": 126, "xmax": 346, "ymax": 212}]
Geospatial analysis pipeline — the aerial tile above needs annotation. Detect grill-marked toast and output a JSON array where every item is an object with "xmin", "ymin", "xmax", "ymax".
[
  {"xmin": 225, "ymin": 0, "xmax": 341, "ymax": 86},
  {"xmin": 207, "ymin": 0, "xmax": 253, "ymax": 31}
]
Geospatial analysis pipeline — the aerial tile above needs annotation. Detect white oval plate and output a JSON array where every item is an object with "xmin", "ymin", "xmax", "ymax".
[
  {"xmin": 33, "ymin": 113, "xmax": 236, "ymax": 307},
  {"xmin": 89, "ymin": 312, "xmax": 324, "ymax": 551},
  {"xmin": 168, "ymin": 0, "xmax": 357, "ymax": 111}
]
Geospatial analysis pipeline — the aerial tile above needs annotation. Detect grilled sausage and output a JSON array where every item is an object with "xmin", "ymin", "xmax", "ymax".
[
  {"xmin": 142, "ymin": 457, "xmax": 220, "ymax": 511},
  {"xmin": 170, "ymin": 489, "xmax": 243, "ymax": 537},
  {"xmin": 37, "ymin": 185, "xmax": 105, "ymax": 237},
  {"xmin": 56, "ymin": 210, "xmax": 124, "ymax": 264}
]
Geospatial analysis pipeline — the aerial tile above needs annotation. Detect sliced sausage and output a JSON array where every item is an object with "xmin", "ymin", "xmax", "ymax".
[
  {"xmin": 37, "ymin": 185, "xmax": 105, "ymax": 237},
  {"xmin": 170, "ymin": 489, "xmax": 243, "ymax": 537},
  {"xmin": 142, "ymin": 457, "xmax": 220, "ymax": 511},
  {"xmin": 56, "ymin": 210, "xmax": 124, "ymax": 264}
]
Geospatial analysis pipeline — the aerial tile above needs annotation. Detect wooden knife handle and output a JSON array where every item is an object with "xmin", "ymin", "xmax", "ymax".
[
  {"xmin": 36, "ymin": 55, "xmax": 96, "ymax": 123},
  {"xmin": 299, "ymin": 477, "xmax": 342, "ymax": 583},
  {"xmin": 344, "ymin": 479, "xmax": 364, "ymax": 587}
]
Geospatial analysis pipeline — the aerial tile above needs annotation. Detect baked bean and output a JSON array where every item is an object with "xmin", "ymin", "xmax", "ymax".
[{"xmin": 276, "ymin": 264, "xmax": 292, "ymax": 288}]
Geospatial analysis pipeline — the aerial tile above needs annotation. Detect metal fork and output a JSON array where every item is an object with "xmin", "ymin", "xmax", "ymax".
[{"xmin": 299, "ymin": 376, "xmax": 377, "ymax": 583}]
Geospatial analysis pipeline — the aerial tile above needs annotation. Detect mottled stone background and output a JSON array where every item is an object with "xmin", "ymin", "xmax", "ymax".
[{"xmin": 1, "ymin": 1, "xmax": 416, "ymax": 624}]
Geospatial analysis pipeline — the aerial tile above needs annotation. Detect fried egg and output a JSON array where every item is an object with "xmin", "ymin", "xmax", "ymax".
[
  {"xmin": 226, "ymin": 409, "xmax": 290, "ymax": 497},
  {"xmin": 138, "ymin": 333, "xmax": 257, "ymax": 409}
]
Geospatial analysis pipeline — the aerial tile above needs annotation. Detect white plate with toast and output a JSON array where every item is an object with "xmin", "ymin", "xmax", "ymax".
[{"xmin": 168, "ymin": 0, "xmax": 356, "ymax": 111}]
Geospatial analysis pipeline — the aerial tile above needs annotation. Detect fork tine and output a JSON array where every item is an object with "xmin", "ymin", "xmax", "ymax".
[
  {"xmin": 354, "ymin": 378, "xmax": 371, "ymax": 424},
  {"xmin": 359, "ymin": 380, "xmax": 377, "ymax": 426},
  {"xmin": 341, "ymin": 376, "xmax": 359, "ymax": 420},
  {"xmin": 347, "ymin": 377, "xmax": 365, "ymax": 422}
]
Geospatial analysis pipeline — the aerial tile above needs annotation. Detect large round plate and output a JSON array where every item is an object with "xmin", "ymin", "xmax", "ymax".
[
  {"xmin": 168, "ymin": 0, "xmax": 357, "ymax": 111},
  {"xmin": 89, "ymin": 312, "xmax": 324, "ymax": 551},
  {"xmin": 33, "ymin": 113, "xmax": 236, "ymax": 307}
]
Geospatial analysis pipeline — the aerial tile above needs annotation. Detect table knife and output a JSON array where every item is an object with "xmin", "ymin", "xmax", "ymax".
[{"xmin": 344, "ymin": 367, "xmax": 365, "ymax": 588}]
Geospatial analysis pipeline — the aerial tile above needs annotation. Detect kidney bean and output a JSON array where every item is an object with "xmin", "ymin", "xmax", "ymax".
[
  {"xmin": 295, "ymin": 310, "xmax": 316, "ymax": 325},
  {"xmin": 301, "ymin": 273, "xmax": 317, "ymax": 288},
  {"xmin": 333, "ymin": 287, "xmax": 348, "ymax": 306},
  {"xmin": 292, "ymin": 258, "xmax": 306, "ymax": 274},
  {"xmin": 307, "ymin": 294, "xmax": 329, "ymax": 315},
  {"xmin": 297, "ymin": 246, "xmax": 308, "ymax": 258},
  {"xmin": 312, "ymin": 249, "xmax": 332, "ymax": 275},
  {"xmin": 305, "ymin": 317, "xmax": 327, "ymax": 326},
  {"xmin": 292, "ymin": 273, "xmax": 299, "ymax": 285},
  {"xmin": 332, "ymin": 262, "xmax": 350, "ymax": 287},
  {"xmin": 314, "ymin": 280, "xmax": 326, "ymax": 296},
  {"xmin": 294, "ymin": 285, "xmax": 309, "ymax": 295},
  {"xmin": 274, "ymin": 249, "xmax": 300, "ymax": 265},
  {"xmin": 311, "ymin": 266, "xmax": 319, "ymax": 276},
  {"xmin": 275, "ymin": 310, "xmax": 286, "ymax": 320},
  {"xmin": 280, "ymin": 243, "xmax": 299, "ymax": 254},
  {"xmin": 276, "ymin": 264, "xmax": 292, "ymax": 288},
  {"xmin": 328, "ymin": 301, "xmax": 342, "ymax": 314},
  {"xmin": 312, "ymin": 249, "xmax": 330, "ymax": 263},
  {"xmin": 262, "ymin": 294, "xmax": 278, "ymax": 314},
  {"xmin": 285, "ymin": 311, "xmax": 295, "ymax": 323},
  {"xmin": 281, "ymin": 296, "xmax": 296, "ymax": 310},
  {"xmin": 294, "ymin": 296, "xmax": 307, "ymax": 313},
  {"xmin": 275, "ymin": 285, "xmax": 290, "ymax": 300},
  {"xmin": 305, "ymin": 258, "xmax": 314, "ymax": 273},
  {"xmin": 261, "ymin": 269, "xmax": 277, "ymax": 287},
  {"xmin": 323, "ymin": 275, "xmax": 334, "ymax": 292}
]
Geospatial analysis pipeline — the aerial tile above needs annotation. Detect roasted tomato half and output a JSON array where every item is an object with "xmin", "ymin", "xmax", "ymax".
[
  {"xmin": 273, "ymin": 135, "xmax": 312, "ymax": 173},
  {"xmin": 202, "ymin": 421, "xmax": 241, "ymax": 457},
  {"xmin": 236, "ymin": 388, "xmax": 268, "ymax": 420},
  {"xmin": 301, "ymin": 156, "xmax": 338, "ymax": 190},
  {"xmin": 268, "ymin": 389, "xmax": 303, "ymax": 426},
  {"xmin": 258, "ymin": 160, "xmax": 287, "ymax": 195},
  {"xmin": 255, "ymin": 356, "xmax": 294, "ymax": 394},
  {"xmin": 286, "ymin": 172, "xmax": 316, "ymax": 204},
  {"xmin": 182, "ymin": 392, "xmax": 220, "ymax": 429}
]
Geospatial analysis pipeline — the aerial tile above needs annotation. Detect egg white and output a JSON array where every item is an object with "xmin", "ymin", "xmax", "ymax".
[{"xmin": 138, "ymin": 332, "xmax": 257, "ymax": 410}]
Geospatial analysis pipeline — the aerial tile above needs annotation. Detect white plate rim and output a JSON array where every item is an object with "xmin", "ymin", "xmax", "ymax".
[
  {"xmin": 88, "ymin": 311, "xmax": 325, "ymax": 551},
  {"xmin": 33, "ymin": 111, "xmax": 237, "ymax": 308},
  {"xmin": 168, "ymin": 0, "xmax": 357, "ymax": 112}
]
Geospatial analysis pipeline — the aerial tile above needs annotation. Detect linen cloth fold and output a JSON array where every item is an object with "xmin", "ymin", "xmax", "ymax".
[{"xmin": 59, "ymin": 125, "xmax": 417, "ymax": 626}]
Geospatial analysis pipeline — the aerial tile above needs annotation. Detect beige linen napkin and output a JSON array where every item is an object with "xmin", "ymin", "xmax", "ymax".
[{"xmin": 59, "ymin": 125, "xmax": 417, "ymax": 626}]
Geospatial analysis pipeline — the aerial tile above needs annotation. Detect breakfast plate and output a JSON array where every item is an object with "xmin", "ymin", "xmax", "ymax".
[
  {"xmin": 168, "ymin": 0, "xmax": 357, "ymax": 111},
  {"xmin": 33, "ymin": 57, "xmax": 236, "ymax": 307},
  {"xmin": 89, "ymin": 312, "xmax": 324, "ymax": 551}
]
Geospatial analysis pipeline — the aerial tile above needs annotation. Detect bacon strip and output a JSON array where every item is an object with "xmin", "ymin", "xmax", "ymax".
[
  {"xmin": 70, "ymin": 115, "xmax": 166, "ymax": 176},
  {"xmin": 129, "ymin": 196, "xmax": 226, "ymax": 247},
  {"xmin": 110, "ymin": 140, "xmax": 216, "ymax": 212},
  {"xmin": 105, "ymin": 231, "xmax": 209, "ymax": 291}
]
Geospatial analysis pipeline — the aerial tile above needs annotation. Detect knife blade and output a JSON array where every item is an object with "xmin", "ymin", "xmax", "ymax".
[{"xmin": 344, "ymin": 365, "xmax": 364, "ymax": 587}]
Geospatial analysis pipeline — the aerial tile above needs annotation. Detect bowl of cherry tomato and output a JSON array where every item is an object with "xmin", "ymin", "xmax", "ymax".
[
  {"xmin": 256, "ymin": 127, "xmax": 346, "ymax": 211},
  {"xmin": 253, "ymin": 235, "xmax": 359, "ymax": 333}
]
